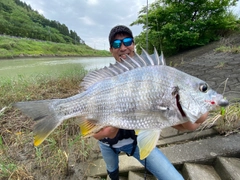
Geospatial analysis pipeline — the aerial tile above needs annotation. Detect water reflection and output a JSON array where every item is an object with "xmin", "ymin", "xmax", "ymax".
[
  {"xmin": 39, "ymin": 57, "xmax": 115, "ymax": 71},
  {"xmin": 0, "ymin": 57, "xmax": 115, "ymax": 78}
]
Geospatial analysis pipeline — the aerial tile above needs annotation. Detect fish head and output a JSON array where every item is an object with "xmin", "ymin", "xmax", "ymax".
[{"xmin": 176, "ymin": 76, "xmax": 228, "ymax": 123}]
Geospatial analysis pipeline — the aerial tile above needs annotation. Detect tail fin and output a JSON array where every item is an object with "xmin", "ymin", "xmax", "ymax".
[{"xmin": 14, "ymin": 99, "xmax": 62, "ymax": 146}]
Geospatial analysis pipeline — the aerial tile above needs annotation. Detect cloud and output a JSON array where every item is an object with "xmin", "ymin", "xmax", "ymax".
[
  {"xmin": 87, "ymin": 0, "xmax": 99, "ymax": 5},
  {"xmin": 79, "ymin": 16, "xmax": 96, "ymax": 26},
  {"xmin": 23, "ymin": 0, "xmax": 240, "ymax": 50},
  {"xmin": 22, "ymin": 0, "xmax": 154, "ymax": 50}
]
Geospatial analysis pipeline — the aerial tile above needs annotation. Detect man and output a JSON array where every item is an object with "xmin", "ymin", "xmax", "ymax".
[{"xmin": 93, "ymin": 25, "xmax": 208, "ymax": 180}]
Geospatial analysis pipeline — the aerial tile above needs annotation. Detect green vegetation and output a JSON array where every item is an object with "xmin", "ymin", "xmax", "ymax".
[
  {"xmin": 216, "ymin": 103, "xmax": 240, "ymax": 135},
  {"xmin": 214, "ymin": 35, "xmax": 240, "ymax": 53},
  {"xmin": 215, "ymin": 45, "xmax": 240, "ymax": 53},
  {"xmin": 0, "ymin": 35, "xmax": 110, "ymax": 58},
  {"xmin": 132, "ymin": 0, "xmax": 240, "ymax": 56},
  {"xmin": 0, "ymin": 64, "xmax": 95, "ymax": 179},
  {"xmin": 0, "ymin": 64, "xmax": 87, "ymax": 107},
  {"xmin": 0, "ymin": 0, "xmax": 239, "ymax": 179},
  {"xmin": 0, "ymin": 0, "xmax": 111, "ymax": 59},
  {"xmin": 202, "ymin": 103, "xmax": 240, "ymax": 135},
  {"xmin": 0, "ymin": 0, "xmax": 82, "ymax": 44},
  {"xmin": 0, "ymin": 64, "xmax": 239, "ymax": 179}
]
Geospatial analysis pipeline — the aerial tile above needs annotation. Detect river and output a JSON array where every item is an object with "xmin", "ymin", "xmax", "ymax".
[{"xmin": 0, "ymin": 56, "xmax": 115, "ymax": 79}]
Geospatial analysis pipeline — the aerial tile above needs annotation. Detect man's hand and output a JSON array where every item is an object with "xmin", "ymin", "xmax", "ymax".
[
  {"xmin": 172, "ymin": 112, "xmax": 208, "ymax": 131},
  {"xmin": 93, "ymin": 112, "xmax": 208, "ymax": 140},
  {"xmin": 93, "ymin": 127, "xmax": 119, "ymax": 140}
]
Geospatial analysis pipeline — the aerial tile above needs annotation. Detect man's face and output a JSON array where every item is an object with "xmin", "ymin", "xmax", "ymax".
[{"xmin": 109, "ymin": 34, "xmax": 135, "ymax": 62}]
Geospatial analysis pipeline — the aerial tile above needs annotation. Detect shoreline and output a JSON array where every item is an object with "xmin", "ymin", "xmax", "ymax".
[
  {"xmin": 0, "ymin": 36, "xmax": 111, "ymax": 60},
  {"xmin": 0, "ymin": 53, "xmax": 112, "ymax": 60}
]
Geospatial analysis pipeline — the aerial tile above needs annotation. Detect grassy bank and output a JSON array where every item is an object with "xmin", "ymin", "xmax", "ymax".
[
  {"xmin": 0, "ymin": 64, "xmax": 95, "ymax": 179},
  {"xmin": 214, "ymin": 45, "xmax": 240, "ymax": 53},
  {"xmin": 1, "ymin": 69, "xmax": 239, "ymax": 179},
  {"xmin": 0, "ymin": 35, "xmax": 111, "ymax": 59},
  {"xmin": 214, "ymin": 35, "xmax": 240, "ymax": 53},
  {"xmin": 0, "ymin": 36, "xmax": 239, "ymax": 179},
  {"xmin": 0, "ymin": 64, "xmax": 88, "ymax": 108}
]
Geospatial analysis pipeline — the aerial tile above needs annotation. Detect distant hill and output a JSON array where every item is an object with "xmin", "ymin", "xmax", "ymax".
[{"xmin": 0, "ymin": 0, "xmax": 84, "ymax": 45}]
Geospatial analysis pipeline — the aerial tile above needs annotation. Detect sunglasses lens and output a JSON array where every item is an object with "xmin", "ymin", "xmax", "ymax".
[
  {"xmin": 123, "ymin": 38, "xmax": 133, "ymax": 46},
  {"xmin": 112, "ymin": 40, "xmax": 121, "ymax": 49},
  {"xmin": 112, "ymin": 38, "xmax": 133, "ymax": 49}
]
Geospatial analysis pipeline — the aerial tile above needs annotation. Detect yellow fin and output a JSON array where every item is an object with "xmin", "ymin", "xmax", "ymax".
[
  {"xmin": 135, "ymin": 129, "xmax": 140, "ymax": 135},
  {"xmin": 137, "ymin": 130, "xmax": 161, "ymax": 160},
  {"xmin": 33, "ymin": 120, "xmax": 59, "ymax": 147},
  {"xmin": 79, "ymin": 119, "xmax": 99, "ymax": 137},
  {"xmin": 34, "ymin": 134, "xmax": 48, "ymax": 146}
]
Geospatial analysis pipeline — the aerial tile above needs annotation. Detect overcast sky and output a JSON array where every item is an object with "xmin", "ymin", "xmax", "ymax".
[{"xmin": 22, "ymin": 0, "xmax": 239, "ymax": 51}]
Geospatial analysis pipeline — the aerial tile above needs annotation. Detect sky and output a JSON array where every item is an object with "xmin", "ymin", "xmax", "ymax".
[{"xmin": 22, "ymin": 0, "xmax": 240, "ymax": 51}]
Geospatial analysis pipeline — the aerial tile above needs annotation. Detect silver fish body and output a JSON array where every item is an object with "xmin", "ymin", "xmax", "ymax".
[
  {"xmin": 57, "ymin": 65, "xmax": 219, "ymax": 127},
  {"xmin": 14, "ymin": 49, "xmax": 228, "ymax": 159}
]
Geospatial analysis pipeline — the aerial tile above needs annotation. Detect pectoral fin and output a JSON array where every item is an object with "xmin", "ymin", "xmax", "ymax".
[
  {"xmin": 135, "ymin": 129, "xmax": 161, "ymax": 160},
  {"xmin": 78, "ymin": 117, "xmax": 103, "ymax": 137}
]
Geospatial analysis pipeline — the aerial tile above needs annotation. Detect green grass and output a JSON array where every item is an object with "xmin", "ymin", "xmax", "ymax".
[
  {"xmin": 201, "ymin": 102, "xmax": 240, "ymax": 135},
  {"xmin": 0, "ymin": 64, "xmax": 96, "ymax": 179},
  {"xmin": 214, "ymin": 35, "xmax": 240, "ymax": 53},
  {"xmin": 0, "ymin": 36, "xmax": 111, "ymax": 59},
  {"xmin": 215, "ymin": 102, "xmax": 240, "ymax": 135},
  {"xmin": 0, "ymin": 63, "xmax": 87, "ymax": 108},
  {"xmin": 0, "ymin": 47, "xmax": 239, "ymax": 179},
  {"xmin": 214, "ymin": 45, "xmax": 240, "ymax": 53},
  {"xmin": 0, "ymin": 162, "xmax": 18, "ymax": 178}
]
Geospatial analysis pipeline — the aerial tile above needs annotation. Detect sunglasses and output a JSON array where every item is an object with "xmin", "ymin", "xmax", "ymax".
[{"xmin": 111, "ymin": 37, "xmax": 133, "ymax": 49}]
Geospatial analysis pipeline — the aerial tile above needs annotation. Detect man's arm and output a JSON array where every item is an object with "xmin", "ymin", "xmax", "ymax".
[
  {"xmin": 172, "ymin": 112, "xmax": 208, "ymax": 131},
  {"xmin": 92, "ymin": 112, "xmax": 208, "ymax": 140},
  {"xmin": 93, "ymin": 127, "xmax": 119, "ymax": 140}
]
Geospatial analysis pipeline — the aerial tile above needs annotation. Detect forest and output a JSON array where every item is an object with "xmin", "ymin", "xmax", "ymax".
[
  {"xmin": 132, "ymin": 0, "xmax": 240, "ymax": 56},
  {"xmin": 0, "ymin": 0, "xmax": 83, "ymax": 45},
  {"xmin": 0, "ymin": 0, "xmax": 240, "ymax": 56}
]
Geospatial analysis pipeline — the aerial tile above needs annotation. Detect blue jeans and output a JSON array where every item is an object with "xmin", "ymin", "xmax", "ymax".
[{"xmin": 99, "ymin": 141, "xmax": 184, "ymax": 180}]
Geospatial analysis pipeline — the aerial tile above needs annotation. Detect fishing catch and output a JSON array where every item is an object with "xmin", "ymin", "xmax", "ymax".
[{"xmin": 14, "ymin": 49, "xmax": 228, "ymax": 160}]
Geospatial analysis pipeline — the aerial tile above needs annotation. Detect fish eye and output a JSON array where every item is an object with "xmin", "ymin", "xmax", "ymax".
[{"xmin": 199, "ymin": 83, "xmax": 208, "ymax": 92}]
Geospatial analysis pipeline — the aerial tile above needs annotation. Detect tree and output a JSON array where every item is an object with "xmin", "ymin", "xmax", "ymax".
[
  {"xmin": 59, "ymin": 24, "xmax": 69, "ymax": 36},
  {"xmin": 0, "ymin": 0, "xmax": 84, "ymax": 45},
  {"xmin": 131, "ymin": 0, "xmax": 239, "ymax": 56}
]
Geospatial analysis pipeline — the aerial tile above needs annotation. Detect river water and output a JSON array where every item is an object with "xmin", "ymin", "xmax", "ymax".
[{"xmin": 0, "ymin": 56, "xmax": 115, "ymax": 79}]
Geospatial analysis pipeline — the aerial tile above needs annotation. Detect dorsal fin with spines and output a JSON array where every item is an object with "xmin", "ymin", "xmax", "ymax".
[{"xmin": 81, "ymin": 48, "xmax": 166, "ymax": 90}]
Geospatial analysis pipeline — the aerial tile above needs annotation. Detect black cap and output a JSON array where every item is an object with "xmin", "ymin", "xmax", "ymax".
[{"xmin": 109, "ymin": 25, "xmax": 133, "ymax": 46}]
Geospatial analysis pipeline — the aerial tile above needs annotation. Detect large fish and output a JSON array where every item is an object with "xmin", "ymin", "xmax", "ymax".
[{"xmin": 14, "ymin": 49, "xmax": 228, "ymax": 159}]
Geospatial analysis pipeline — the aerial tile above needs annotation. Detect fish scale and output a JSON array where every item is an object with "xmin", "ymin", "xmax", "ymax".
[
  {"xmin": 59, "ymin": 66, "xmax": 186, "ymax": 128},
  {"xmin": 14, "ymin": 48, "xmax": 229, "ymax": 159}
]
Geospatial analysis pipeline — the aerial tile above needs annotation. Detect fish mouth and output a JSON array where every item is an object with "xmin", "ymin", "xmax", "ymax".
[
  {"xmin": 176, "ymin": 94, "xmax": 186, "ymax": 117},
  {"xmin": 218, "ymin": 99, "xmax": 229, "ymax": 107},
  {"xmin": 213, "ymin": 94, "xmax": 229, "ymax": 107}
]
